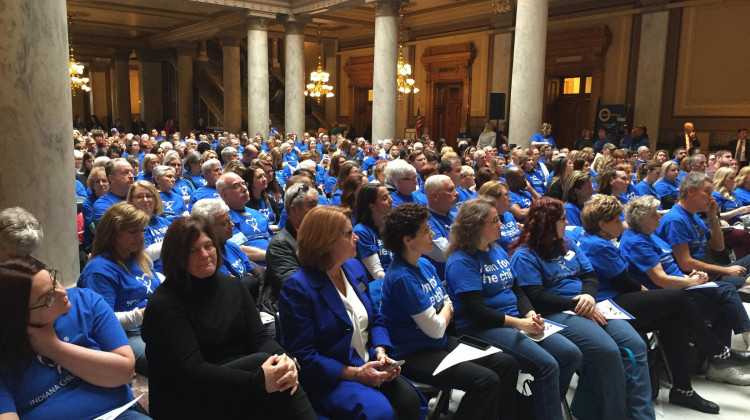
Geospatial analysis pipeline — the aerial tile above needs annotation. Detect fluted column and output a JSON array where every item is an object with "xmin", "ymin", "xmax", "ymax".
[
  {"xmin": 112, "ymin": 48, "xmax": 132, "ymax": 133},
  {"xmin": 0, "ymin": 0, "xmax": 78, "ymax": 283},
  {"xmin": 137, "ymin": 49, "xmax": 163, "ymax": 129},
  {"xmin": 370, "ymin": 0, "xmax": 402, "ymax": 142},
  {"xmin": 222, "ymin": 37, "xmax": 242, "ymax": 133},
  {"xmin": 281, "ymin": 15, "xmax": 310, "ymax": 138},
  {"xmin": 633, "ymin": 11, "xmax": 669, "ymax": 150},
  {"xmin": 508, "ymin": 0, "xmax": 548, "ymax": 148},
  {"xmin": 177, "ymin": 44, "xmax": 195, "ymax": 134},
  {"xmin": 247, "ymin": 16, "xmax": 270, "ymax": 137}
]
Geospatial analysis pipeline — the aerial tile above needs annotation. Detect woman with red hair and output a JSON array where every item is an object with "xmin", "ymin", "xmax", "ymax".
[{"xmin": 509, "ymin": 197, "xmax": 653, "ymax": 420}]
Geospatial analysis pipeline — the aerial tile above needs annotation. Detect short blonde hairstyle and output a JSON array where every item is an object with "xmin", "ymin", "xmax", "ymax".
[
  {"xmin": 581, "ymin": 194, "xmax": 623, "ymax": 235},
  {"xmin": 624, "ymin": 195, "xmax": 661, "ymax": 233},
  {"xmin": 296, "ymin": 206, "xmax": 352, "ymax": 271},
  {"xmin": 90, "ymin": 202, "xmax": 151, "ymax": 275},
  {"xmin": 87, "ymin": 167, "xmax": 108, "ymax": 191},
  {"xmin": 734, "ymin": 166, "xmax": 750, "ymax": 191}
]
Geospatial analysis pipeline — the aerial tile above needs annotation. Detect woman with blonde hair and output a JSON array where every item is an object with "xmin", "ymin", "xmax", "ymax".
[
  {"xmin": 653, "ymin": 160, "xmax": 680, "ymax": 209},
  {"xmin": 712, "ymin": 167, "xmax": 750, "ymax": 258},
  {"xmin": 77, "ymin": 202, "xmax": 160, "ymax": 375},
  {"xmin": 279, "ymin": 206, "xmax": 422, "ymax": 419},
  {"xmin": 733, "ymin": 165, "xmax": 750, "ymax": 205},
  {"xmin": 82, "ymin": 167, "xmax": 110, "ymax": 250},
  {"xmin": 127, "ymin": 180, "xmax": 171, "ymax": 273},
  {"xmin": 137, "ymin": 153, "xmax": 158, "ymax": 183}
]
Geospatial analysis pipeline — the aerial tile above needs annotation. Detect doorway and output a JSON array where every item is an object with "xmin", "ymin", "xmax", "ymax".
[
  {"xmin": 432, "ymin": 83, "xmax": 463, "ymax": 148},
  {"xmin": 352, "ymin": 87, "xmax": 372, "ymax": 139},
  {"xmin": 546, "ymin": 76, "xmax": 592, "ymax": 150}
]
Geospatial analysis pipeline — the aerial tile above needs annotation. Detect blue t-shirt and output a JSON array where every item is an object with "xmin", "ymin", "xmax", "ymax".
[
  {"xmin": 676, "ymin": 171, "xmax": 689, "ymax": 183},
  {"xmin": 362, "ymin": 156, "xmax": 378, "ymax": 173},
  {"xmin": 136, "ymin": 172, "xmax": 154, "ymax": 184},
  {"xmin": 0, "ymin": 289, "xmax": 134, "ymax": 420},
  {"xmin": 144, "ymin": 216, "xmax": 170, "ymax": 273},
  {"xmin": 390, "ymin": 190, "xmax": 416, "ymax": 207},
  {"xmin": 654, "ymin": 178, "xmax": 679, "ymax": 201},
  {"xmin": 253, "ymin": 198, "xmax": 277, "ymax": 225},
  {"xmin": 531, "ymin": 133, "xmax": 556, "ymax": 148},
  {"xmin": 526, "ymin": 167, "xmax": 546, "ymax": 195},
  {"xmin": 160, "ymin": 189, "xmax": 188, "ymax": 222},
  {"xmin": 509, "ymin": 190, "xmax": 533, "ymax": 222},
  {"xmin": 456, "ymin": 187, "xmax": 475, "ymax": 210},
  {"xmin": 655, "ymin": 204, "xmax": 709, "ymax": 261},
  {"xmin": 354, "ymin": 223, "xmax": 393, "ymax": 274},
  {"xmin": 188, "ymin": 186, "xmax": 220, "ymax": 211},
  {"xmin": 283, "ymin": 152, "xmax": 298, "ymax": 165},
  {"xmin": 220, "ymin": 241, "xmax": 255, "ymax": 278},
  {"xmin": 77, "ymin": 251, "xmax": 160, "ymax": 313},
  {"xmin": 576, "ymin": 232, "xmax": 628, "ymax": 301},
  {"xmin": 75, "ymin": 179, "xmax": 87, "ymax": 199},
  {"xmin": 92, "ymin": 191, "xmax": 126, "ymax": 227},
  {"xmin": 324, "ymin": 176, "xmax": 338, "ymax": 195},
  {"xmin": 184, "ymin": 172, "xmax": 207, "ymax": 188},
  {"xmin": 81, "ymin": 193, "xmax": 99, "ymax": 248},
  {"xmin": 329, "ymin": 189, "xmax": 343, "ymax": 207},
  {"xmin": 174, "ymin": 178, "xmax": 196, "ymax": 199},
  {"xmin": 734, "ymin": 187, "xmax": 750, "ymax": 206},
  {"xmin": 380, "ymin": 255, "xmax": 448, "ymax": 358},
  {"xmin": 426, "ymin": 210, "xmax": 454, "ymax": 280},
  {"xmin": 497, "ymin": 212, "xmax": 521, "ymax": 251},
  {"xmin": 228, "ymin": 207, "xmax": 273, "ymax": 252},
  {"xmin": 445, "ymin": 246, "xmax": 518, "ymax": 329},
  {"xmin": 511, "ymin": 238, "xmax": 594, "ymax": 300},
  {"xmin": 619, "ymin": 229, "xmax": 683, "ymax": 290},
  {"xmin": 633, "ymin": 180, "xmax": 659, "ymax": 200},
  {"xmin": 564, "ymin": 225, "xmax": 585, "ymax": 242},
  {"xmin": 713, "ymin": 191, "xmax": 741, "ymax": 224},
  {"xmin": 565, "ymin": 202, "xmax": 583, "ymax": 227}
]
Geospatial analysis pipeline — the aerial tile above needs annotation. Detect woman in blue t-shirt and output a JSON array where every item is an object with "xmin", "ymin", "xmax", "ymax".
[
  {"xmin": 653, "ymin": 160, "xmax": 680, "ymax": 209},
  {"xmin": 242, "ymin": 165, "xmax": 280, "ymax": 230},
  {"xmin": 579, "ymin": 195, "xmax": 750, "ymax": 413},
  {"xmin": 477, "ymin": 181, "xmax": 521, "ymax": 251},
  {"xmin": 561, "ymin": 170, "xmax": 594, "ymax": 227},
  {"xmin": 505, "ymin": 167, "xmax": 540, "ymax": 223},
  {"xmin": 734, "ymin": 166, "xmax": 750, "ymax": 205},
  {"xmin": 632, "ymin": 160, "xmax": 662, "ymax": 201},
  {"xmin": 445, "ymin": 198, "xmax": 581, "ymax": 420},
  {"xmin": 712, "ymin": 167, "xmax": 750, "ymax": 259},
  {"xmin": 127, "ymin": 181, "xmax": 171, "ymax": 274},
  {"xmin": 153, "ymin": 165, "xmax": 189, "ymax": 222},
  {"xmin": 0, "ymin": 259, "xmax": 147, "ymax": 420},
  {"xmin": 78, "ymin": 202, "xmax": 161, "ymax": 376},
  {"xmin": 353, "ymin": 184, "xmax": 394, "ymax": 280},
  {"xmin": 379, "ymin": 203, "xmax": 520, "ymax": 420},
  {"xmin": 508, "ymin": 197, "xmax": 653, "ymax": 420},
  {"xmin": 521, "ymin": 155, "xmax": 546, "ymax": 196}
]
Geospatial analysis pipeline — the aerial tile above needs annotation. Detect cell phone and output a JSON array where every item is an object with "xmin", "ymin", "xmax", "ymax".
[
  {"xmin": 458, "ymin": 335, "xmax": 491, "ymax": 351},
  {"xmin": 383, "ymin": 359, "xmax": 405, "ymax": 372}
]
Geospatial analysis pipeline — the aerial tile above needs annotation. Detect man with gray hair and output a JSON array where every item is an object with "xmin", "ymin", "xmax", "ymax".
[
  {"xmin": 424, "ymin": 174, "xmax": 458, "ymax": 280},
  {"xmin": 635, "ymin": 146, "xmax": 650, "ymax": 169},
  {"xmin": 221, "ymin": 146, "xmax": 239, "ymax": 164},
  {"xmin": 216, "ymin": 172, "xmax": 271, "ymax": 264},
  {"xmin": 187, "ymin": 158, "xmax": 222, "ymax": 210},
  {"xmin": 0, "ymin": 207, "xmax": 43, "ymax": 261},
  {"xmin": 264, "ymin": 182, "xmax": 320, "ymax": 310},
  {"xmin": 677, "ymin": 154, "xmax": 707, "ymax": 183},
  {"xmin": 385, "ymin": 159, "xmax": 419, "ymax": 207},
  {"xmin": 93, "ymin": 158, "xmax": 134, "ymax": 227},
  {"xmin": 656, "ymin": 172, "xmax": 750, "ymax": 294}
]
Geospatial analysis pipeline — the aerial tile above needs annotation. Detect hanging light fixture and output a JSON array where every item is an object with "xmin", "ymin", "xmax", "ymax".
[
  {"xmin": 396, "ymin": 13, "xmax": 418, "ymax": 99},
  {"xmin": 68, "ymin": 16, "xmax": 90, "ymax": 95},
  {"xmin": 305, "ymin": 26, "xmax": 333, "ymax": 104}
]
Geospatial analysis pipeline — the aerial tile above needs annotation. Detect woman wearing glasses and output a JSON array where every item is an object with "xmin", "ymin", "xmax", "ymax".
[
  {"xmin": 153, "ymin": 164, "xmax": 189, "ymax": 223},
  {"xmin": 78, "ymin": 202, "xmax": 161, "ymax": 376},
  {"xmin": 126, "ymin": 181, "xmax": 171, "ymax": 274},
  {"xmin": 0, "ymin": 259, "xmax": 147, "ymax": 419},
  {"xmin": 279, "ymin": 206, "xmax": 422, "ymax": 419}
]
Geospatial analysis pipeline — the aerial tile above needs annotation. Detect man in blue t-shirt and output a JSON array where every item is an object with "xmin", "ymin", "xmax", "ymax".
[
  {"xmin": 438, "ymin": 158, "xmax": 473, "ymax": 212},
  {"xmin": 217, "ymin": 173, "xmax": 272, "ymax": 265},
  {"xmin": 656, "ymin": 172, "xmax": 750, "ymax": 291},
  {"xmin": 188, "ymin": 159, "xmax": 223, "ymax": 211},
  {"xmin": 424, "ymin": 175, "xmax": 458, "ymax": 280},
  {"xmin": 93, "ymin": 159, "xmax": 134, "ymax": 227}
]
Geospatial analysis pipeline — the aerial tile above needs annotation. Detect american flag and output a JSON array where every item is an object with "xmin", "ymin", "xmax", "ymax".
[{"xmin": 415, "ymin": 108, "xmax": 424, "ymax": 138}]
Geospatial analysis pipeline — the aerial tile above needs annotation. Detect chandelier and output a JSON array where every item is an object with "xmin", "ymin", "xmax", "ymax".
[
  {"xmin": 397, "ymin": 13, "xmax": 418, "ymax": 99},
  {"xmin": 68, "ymin": 17, "xmax": 90, "ymax": 96},
  {"xmin": 305, "ymin": 26, "xmax": 333, "ymax": 104}
]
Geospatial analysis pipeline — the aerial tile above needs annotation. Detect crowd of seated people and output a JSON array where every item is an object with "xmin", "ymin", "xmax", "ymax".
[{"xmin": 3, "ymin": 120, "xmax": 750, "ymax": 419}]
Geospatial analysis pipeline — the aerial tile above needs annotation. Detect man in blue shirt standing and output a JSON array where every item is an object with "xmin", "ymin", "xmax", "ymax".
[{"xmin": 656, "ymin": 172, "xmax": 750, "ymax": 294}]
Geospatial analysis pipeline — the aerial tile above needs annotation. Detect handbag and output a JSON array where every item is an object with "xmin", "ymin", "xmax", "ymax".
[{"xmin": 570, "ymin": 347, "xmax": 637, "ymax": 420}]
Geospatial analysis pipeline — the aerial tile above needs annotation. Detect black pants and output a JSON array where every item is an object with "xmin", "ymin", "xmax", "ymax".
[
  {"xmin": 613, "ymin": 289, "xmax": 724, "ymax": 389},
  {"xmin": 402, "ymin": 336, "xmax": 519, "ymax": 420},
  {"xmin": 224, "ymin": 353, "xmax": 318, "ymax": 420}
]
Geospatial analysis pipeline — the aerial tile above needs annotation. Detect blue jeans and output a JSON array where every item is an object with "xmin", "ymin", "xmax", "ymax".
[
  {"xmin": 687, "ymin": 281, "xmax": 750, "ymax": 346},
  {"xmin": 127, "ymin": 328, "xmax": 148, "ymax": 376},
  {"xmin": 710, "ymin": 254, "xmax": 750, "ymax": 288},
  {"xmin": 546, "ymin": 313, "xmax": 654, "ymax": 420},
  {"xmin": 462, "ymin": 326, "xmax": 582, "ymax": 420}
]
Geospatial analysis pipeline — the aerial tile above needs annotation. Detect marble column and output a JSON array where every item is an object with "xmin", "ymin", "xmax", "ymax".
[
  {"xmin": 137, "ymin": 49, "xmax": 163, "ymax": 129},
  {"xmin": 508, "ymin": 0, "xmax": 548, "ymax": 148},
  {"xmin": 0, "ymin": 0, "xmax": 79, "ymax": 283},
  {"xmin": 222, "ymin": 37, "xmax": 242, "ymax": 133},
  {"xmin": 370, "ymin": 0, "xmax": 402, "ymax": 142},
  {"xmin": 89, "ymin": 60, "xmax": 112, "ymax": 121},
  {"xmin": 281, "ymin": 15, "xmax": 309, "ymax": 138},
  {"xmin": 247, "ymin": 16, "xmax": 270, "ymax": 138},
  {"xmin": 633, "ymin": 11, "xmax": 669, "ymax": 151},
  {"xmin": 177, "ymin": 44, "xmax": 195, "ymax": 134},
  {"xmin": 112, "ymin": 48, "xmax": 133, "ymax": 133}
]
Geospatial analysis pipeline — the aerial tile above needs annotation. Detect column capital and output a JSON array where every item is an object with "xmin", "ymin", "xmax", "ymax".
[
  {"xmin": 246, "ymin": 12, "xmax": 275, "ymax": 31},
  {"xmin": 112, "ymin": 48, "xmax": 132, "ymax": 61},
  {"xmin": 135, "ymin": 49, "xmax": 162, "ymax": 62},
  {"xmin": 278, "ymin": 14, "xmax": 310, "ymax": 35},
  {"xmin": 366, "ymin": 0, "xmax": 406, "ymax": 17}
]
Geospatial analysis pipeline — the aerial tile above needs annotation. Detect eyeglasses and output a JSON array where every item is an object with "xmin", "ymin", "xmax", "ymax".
[
  {"xmin": 134, "ymin": 194, "xmax": 155, "ymax": 201},
  {"xmin": 399, "ymin": 177, "xmax": 417, "ymax": 182},
  {"xmin": 29, "ymin": 269, "xmax": 60, "ymax": 310},
  {"xmin": 485, "ymin": 217, "xmax": 501, "ymax": 224},
  {"xmin": 342, "ymin": 229, "xmax": 354, "ymax": 238},
  {"xmin": 214, "ymin": 217, "xmax": 233, "ymax": 228}
]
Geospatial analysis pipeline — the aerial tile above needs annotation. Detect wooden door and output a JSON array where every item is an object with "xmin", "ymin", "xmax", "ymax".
[
  {"xmin": 545, "ymin": 76, "xmax": 592, "ymax": 150},
  {"xmin": 432, "ymin": 83, "xmax": 463, "ymax": 148},
  {"xmin": 353, "ymin": 87, "xmax": 372, "ymax": 138}
]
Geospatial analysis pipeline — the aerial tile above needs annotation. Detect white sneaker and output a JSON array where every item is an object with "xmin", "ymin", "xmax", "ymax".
[
  {"xmin": 743, "ymin": 331, "xmax": 750, "ymax": 351},
  {"xmin": 706, "ymin": 365, "xmax": 750, "ymax": 386}
]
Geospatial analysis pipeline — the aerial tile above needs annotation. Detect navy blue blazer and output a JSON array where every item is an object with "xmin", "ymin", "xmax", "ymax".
[{"xmin": 279, "ymin": 259, "xmax": 392, "ymax": 392}]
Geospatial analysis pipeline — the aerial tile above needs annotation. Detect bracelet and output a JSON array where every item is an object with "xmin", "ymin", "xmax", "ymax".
[{"xmin": 353, "ymin": 366, "xmax": 361, "ymax": 379}]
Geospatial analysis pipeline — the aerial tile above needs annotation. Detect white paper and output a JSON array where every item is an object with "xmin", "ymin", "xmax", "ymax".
[
  {"xmin": 686, "ymin": 281, "xmax": 718, "ymax": 290},
  {"xmin": 519, "ymin": 319, "xmax": 566, "ymax": 342},
  {"xmin": 94, "ymin": 394, "xmax": 142, "ymax": 420},
  {"xmin": 432, "ymin": 343, "xmax": 502, "ymax": 376},
  {"xmin": 596, "ymin": 299, "xmax": 635, "ymax": 320}
]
